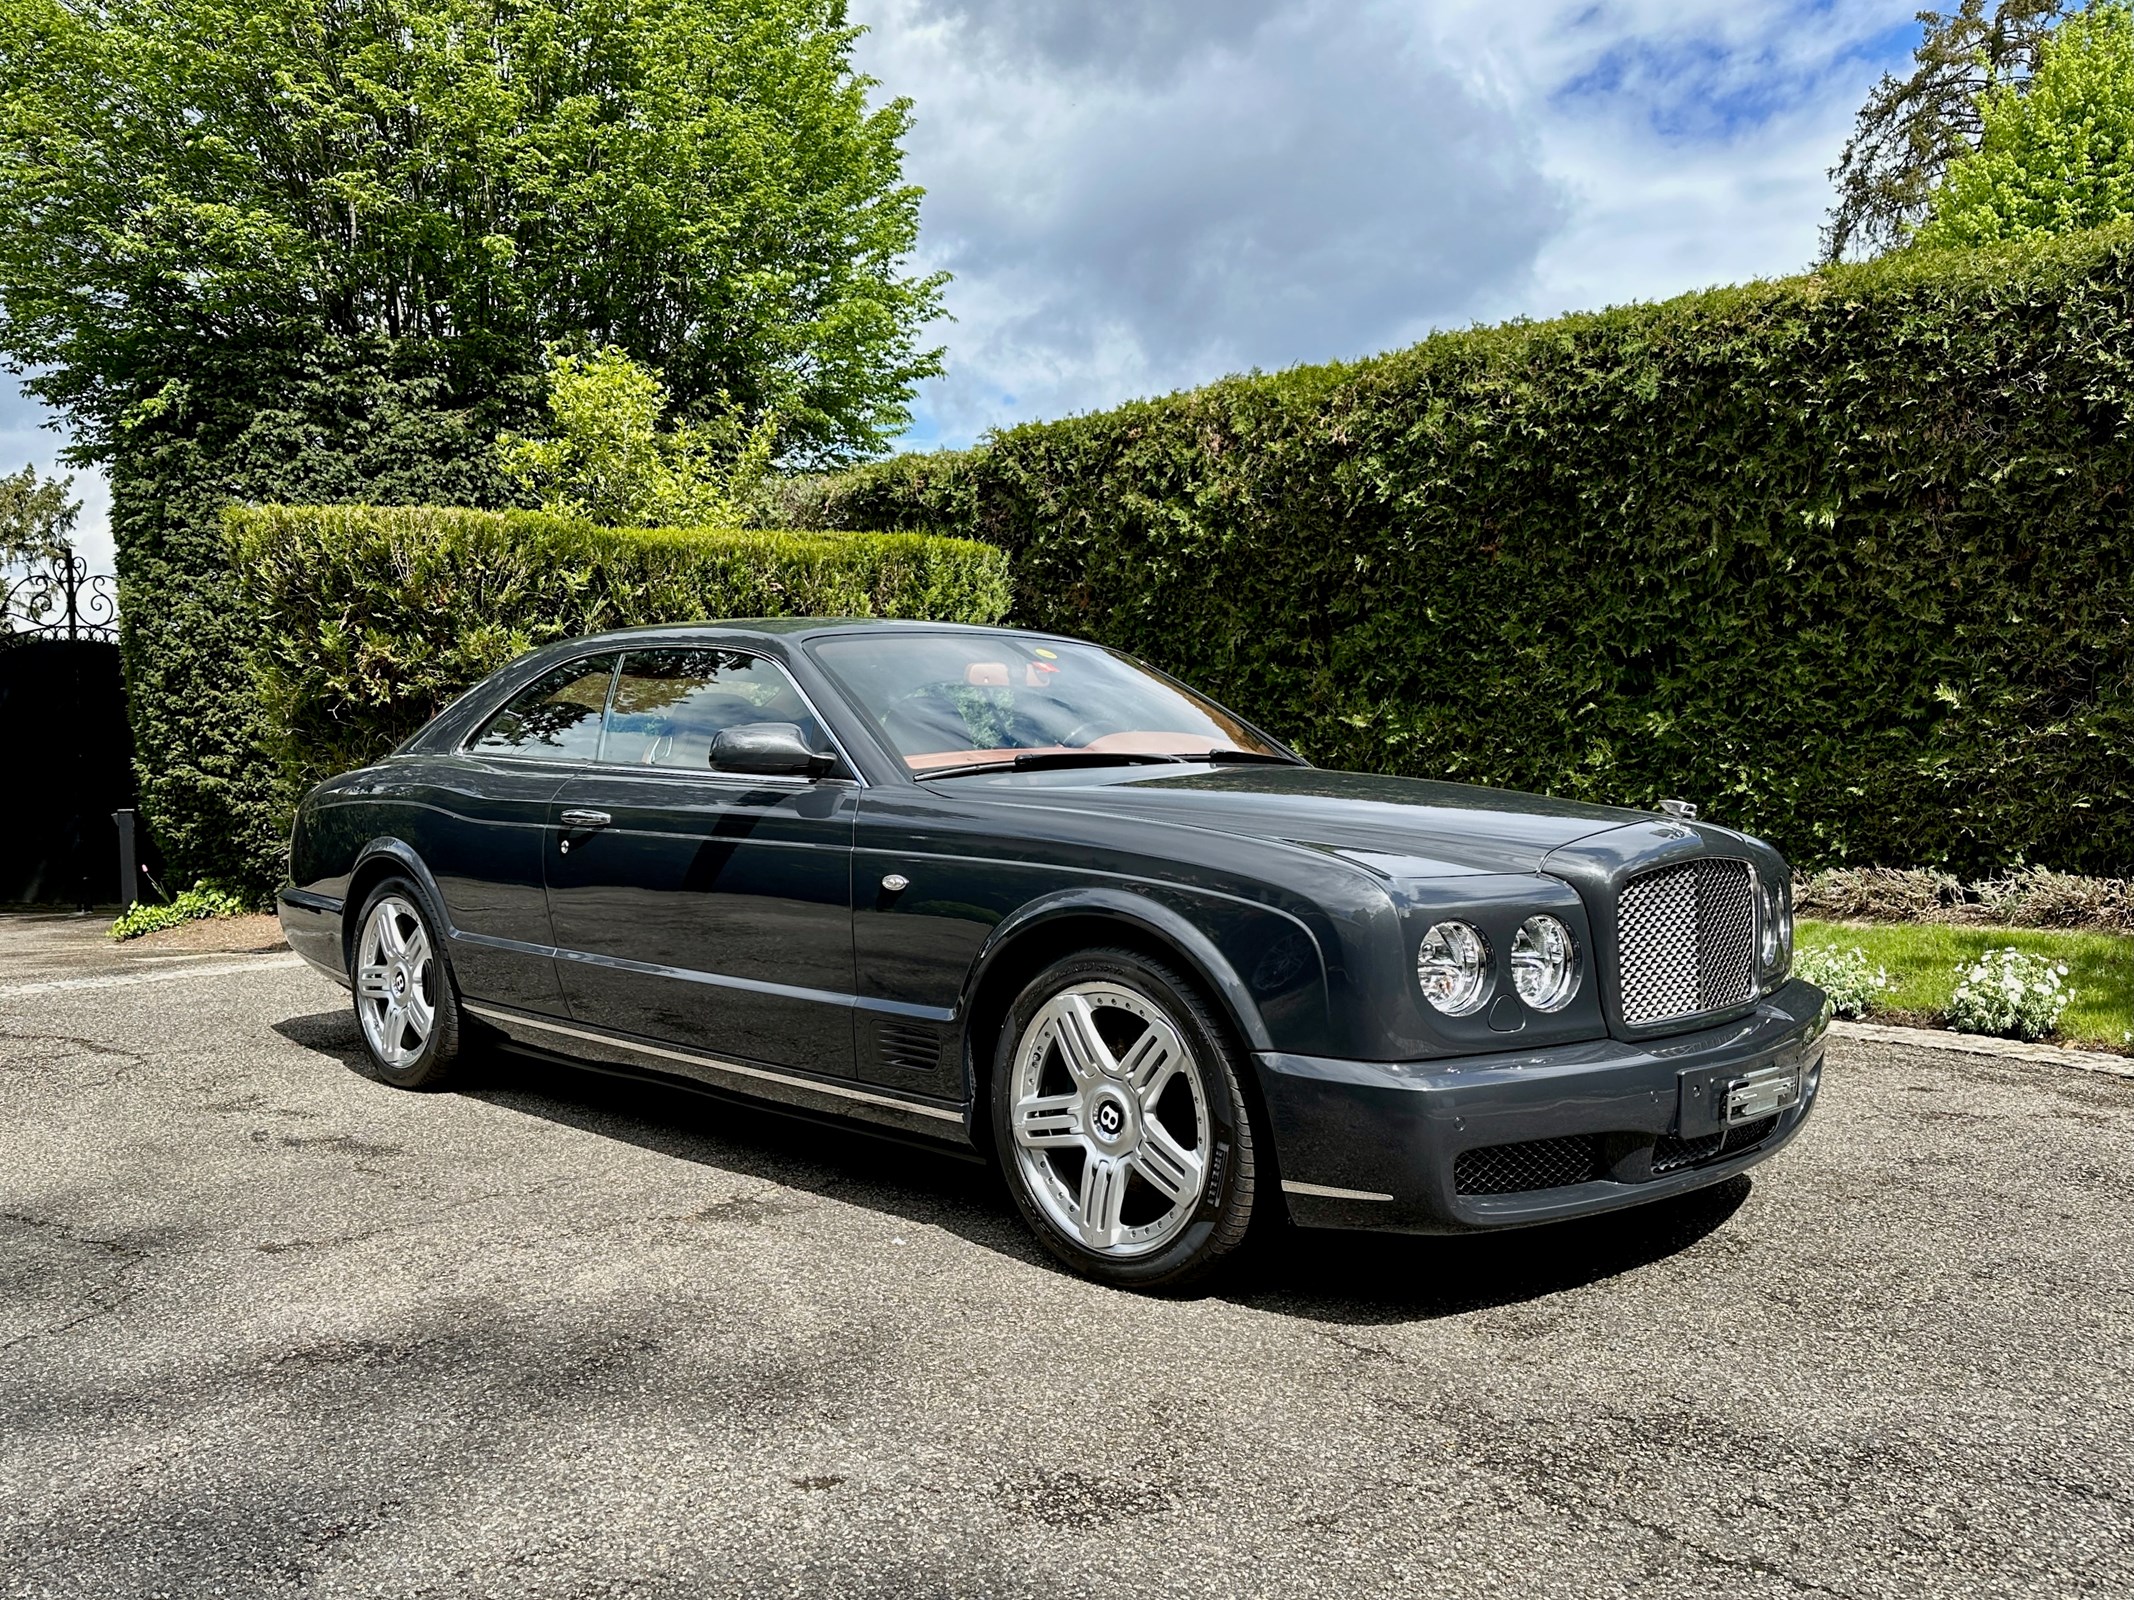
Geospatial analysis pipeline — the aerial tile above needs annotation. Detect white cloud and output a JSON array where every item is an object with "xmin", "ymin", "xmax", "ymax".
[{"xmin": 856, "ymin": 0, "xmax": 1924, "ymax": 445}]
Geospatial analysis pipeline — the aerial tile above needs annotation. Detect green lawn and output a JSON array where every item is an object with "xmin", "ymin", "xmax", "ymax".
[{"xmin": 1797, "ymin": 919, "xmax": 2133, "ymax": 1050}]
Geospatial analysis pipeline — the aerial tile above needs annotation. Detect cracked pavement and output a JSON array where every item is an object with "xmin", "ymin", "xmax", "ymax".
[{"xmin": 0, "ymin": 914, "xmax": 2130, "ymax": 1597}]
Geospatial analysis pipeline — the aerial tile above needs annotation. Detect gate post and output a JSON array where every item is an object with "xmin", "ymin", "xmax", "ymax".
[{"xmin": 112, "ymin": 808, "xmax": 138, "ymax": 909}]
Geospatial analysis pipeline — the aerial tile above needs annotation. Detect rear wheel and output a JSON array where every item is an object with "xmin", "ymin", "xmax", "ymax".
[
  {"xmin": 992, "ymin": 949, "xmax": 1258, "ymax": 1289},
  {"xmin": 351, "ymin": 880, "xmax": 468, "ymax": 1090}
]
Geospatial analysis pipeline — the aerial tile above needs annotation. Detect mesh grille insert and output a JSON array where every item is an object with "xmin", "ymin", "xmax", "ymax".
[
  {"xmin": 1651, "ymin": 1129, "xmax": 1724, "ymax": 1174},
  {"xmin": 1617, "ymin": 858, "xmax": 1759, "ymax": 1026},
  {"xmin": 1454, "ymin": 1135, "xmax": 1605, "ymax": 1196},
  {"xmin": 1650, "ymin": 1114, "xmax": 1785, "ymax": 1176},
  {"xmin": 1722, "ymin": 1114, "xmax": 1780, "ymax": 1153}
]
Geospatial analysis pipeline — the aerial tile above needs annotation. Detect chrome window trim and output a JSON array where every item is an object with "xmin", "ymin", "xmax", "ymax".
[
  {"xmin": 455, "ymin": 643, "xmax": 867, "ymax": 787},
  {"xmin": 457, "ymin": 648, "xmax": 622, "ymax": 763}
]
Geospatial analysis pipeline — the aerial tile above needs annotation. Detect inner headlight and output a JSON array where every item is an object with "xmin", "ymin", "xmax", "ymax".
[
  {"xmin": 1760, "ymin": 878, "xmax": 1793, "ymax": 974},
  {"xmin": 1510, "ymin": 914, "xmax": 1579, "ymax": 1011},
  {"xmin": 1417, "ymin": 920, "xmax": 1490, "ymax": 1016}
]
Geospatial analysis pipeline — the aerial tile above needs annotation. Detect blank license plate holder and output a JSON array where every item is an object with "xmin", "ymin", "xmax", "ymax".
[
  {"xmin": 1677, "ymin": 1058, "xmax": 1802, "ymax": 1138},
  {"xmin": 1723, "ymin": 1061, "xmax": 1801, "ymax": 1125}
]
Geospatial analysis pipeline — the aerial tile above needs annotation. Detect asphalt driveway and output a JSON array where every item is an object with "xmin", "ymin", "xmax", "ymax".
[{"xmin": 1, "ymin": 915, "xmax": 2129, "ymax": 1598}]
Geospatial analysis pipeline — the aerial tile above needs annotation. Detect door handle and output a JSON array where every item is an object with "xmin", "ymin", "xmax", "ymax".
[{"xmin": 559, "ymin": 809, "xmax": 612, "ymax": 829}]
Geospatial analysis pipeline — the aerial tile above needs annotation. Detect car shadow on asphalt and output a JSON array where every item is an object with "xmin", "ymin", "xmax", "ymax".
[{"xmin": 273, "ymin": 1009, "xmax": 1755, "ymax": 1325}]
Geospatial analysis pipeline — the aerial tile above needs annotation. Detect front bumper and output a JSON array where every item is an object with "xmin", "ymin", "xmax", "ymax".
[{"xmin": 1256, "ymin": 979, "xmax": 1828, "ymax": 1234}]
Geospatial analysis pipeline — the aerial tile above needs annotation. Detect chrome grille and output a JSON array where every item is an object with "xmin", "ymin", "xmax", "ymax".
[{"xmin": 1616, "ymin": 858, "xmax": 1758, "ymax": 1026}]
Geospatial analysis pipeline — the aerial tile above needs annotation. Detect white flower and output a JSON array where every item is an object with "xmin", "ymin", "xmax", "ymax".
[
  {"xmin": 1793, "ymin": 944, "xmax": 1893, "ymax": 1019},
  {"xmin": 1948, "ymin": 947, "xmax": 2071, "ymax": 1042}
]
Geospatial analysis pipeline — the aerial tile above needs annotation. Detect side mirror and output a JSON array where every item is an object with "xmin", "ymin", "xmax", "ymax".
[{"xmin": 709, "ymin": 722, "xmax": 835, "ymax": 779}]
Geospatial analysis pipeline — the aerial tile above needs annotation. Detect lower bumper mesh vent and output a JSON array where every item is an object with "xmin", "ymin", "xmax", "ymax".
[
  {"xmin": 1454, "ymin": 1135, "xmax": 1604, "ymax": 1196},
  {"xmin": 1651, "ymin": 1114, "xmax": 1784, "ymax": 1175}
]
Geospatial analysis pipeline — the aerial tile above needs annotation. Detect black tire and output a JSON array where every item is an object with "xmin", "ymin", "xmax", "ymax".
[
  {"xmin": 348, "ymin": 878, "xmax": 470, "ymax": 1091},
  {"xmin": 991, "ymin": 948, "xmax": 1259, "ymax": 1290}
]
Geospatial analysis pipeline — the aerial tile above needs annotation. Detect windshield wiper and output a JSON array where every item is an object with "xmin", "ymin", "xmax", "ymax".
[
  {"xmin": 1172, "ymin": 749, "xmax": 1304, "ymax": 766},
  {"xmin": 915, "ymin": 751, "xmax": 1189, "ymax": 780}
]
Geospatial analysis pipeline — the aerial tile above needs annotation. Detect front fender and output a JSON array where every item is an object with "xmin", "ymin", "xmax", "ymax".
[{"xmin": 964, "ymin": 885, "xmax": 1333, "ymax": 1055}]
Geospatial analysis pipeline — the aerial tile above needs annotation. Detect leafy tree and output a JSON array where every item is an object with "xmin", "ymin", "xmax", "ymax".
[
  {"xmin": 499, "ymin": 346, "xmax": 778, "ymax": 527},
  {"xmin": 0, "ymin": 0, "xmax": 946, "ymax": 466},
  {"xmin": 1823, "ymin": 1, "xmax": 2076, "ymax": 261},
  {"xmin": 0, "ymin": 464, "xmax": 78, "ymax": 629},
  {"xmin": 0, "ymin": 464, "xmax": 76, "ymax": 569},
  {"xmin": 1914, "ymin": 2, "xmax": 2134, "ymax": 244},
  {"xmin": 0, "ymin": 0, "xmax": 946, "ymax": 891}
]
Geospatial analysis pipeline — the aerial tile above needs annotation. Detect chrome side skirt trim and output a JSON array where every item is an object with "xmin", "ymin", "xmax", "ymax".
[
  {"xmin": 1282, "ymin": 1179, "xmax": 1395, "ymax": 1203},
  {"xmin": 462, "ymin": 1003, "xmax": 963, "ymax": 1124}
]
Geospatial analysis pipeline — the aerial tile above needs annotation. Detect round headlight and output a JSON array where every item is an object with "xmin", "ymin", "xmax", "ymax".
[
  {"xmin": 1760, "ymin": 880, "xmax": 1793, "ymax": 972},
  {"xmin": 1510, "ymin": 914, "xmax": 1579, "ymax": 1012},
  {"xmin": 1417, "ymin": 920, "xmax": 1490, "ymax": 1016}
]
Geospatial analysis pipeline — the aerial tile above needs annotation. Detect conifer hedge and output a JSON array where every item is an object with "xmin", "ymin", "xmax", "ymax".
[
  {"xmin": 229, "ymin": 506, "xmax": 1011, "ymax": 819},
  {"xmin": 773, "ymin": 227, "xmax": 2134, "ymax": 875}
]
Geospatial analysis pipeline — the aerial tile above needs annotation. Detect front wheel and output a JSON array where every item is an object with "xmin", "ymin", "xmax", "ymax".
[
  {"xmin": 992, "ymin": 949, "xmax": 1259, "ymax": 1289},
  {"xmin": 351, "ymin": 880, "xmax": 469, "ymax": 1090}
]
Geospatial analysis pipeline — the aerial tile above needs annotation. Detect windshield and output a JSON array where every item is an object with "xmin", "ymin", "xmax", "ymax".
[{"xmin": 807, "ymin": 632, "xmax": 1291, "ymax": 775}]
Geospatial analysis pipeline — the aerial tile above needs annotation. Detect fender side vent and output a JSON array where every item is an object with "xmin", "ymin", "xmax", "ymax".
[{"xmin": 876, "ymin": 1021, "xmax": 948, "ymax": 1075}]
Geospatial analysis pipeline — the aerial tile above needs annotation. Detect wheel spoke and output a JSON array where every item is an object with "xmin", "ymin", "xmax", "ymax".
[
  {"xmin": 405, "ymin": 985, "xmax": 434, "ymax": 1040},
  {"xmin": 1132, "ymin": 1120, "xmax": 1205, "ymax": 1209},
  {"xmin": 1119, "ymin": 1027, "xmax": 1178, "ymax": 1109},
  {"xmin": 377, "ymin": 912, "xmax": 406, "ymax": 959},
  {"xmin": 1076, "ymin": 1153, "xmax": 1130, "ymax": 1249},
  {"xmin": 403, "ymin": 922, "xmax": 430, "ymax": 969},
  {"xmin": 1051, "ymin": 994, "xmax": 1116, "ymax": 1085},
  {"xmin": 356, "ymin": 964, "xmax": 392, "ymax": 1002},
  {"xmin": 1013, "ymin": 1091, "xmax": 1084, "ymax": 1149}
]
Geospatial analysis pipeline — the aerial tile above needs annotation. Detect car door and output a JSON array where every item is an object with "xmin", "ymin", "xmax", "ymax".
[
  {"xmin": 398, "ymin": 651, "xmax": 618, "ymax": 1015},
  {"xmin": 543, "ymin": 645, "xmax": 860, "ymax": 1075}
]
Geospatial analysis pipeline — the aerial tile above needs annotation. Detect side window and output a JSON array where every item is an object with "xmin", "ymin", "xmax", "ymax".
[
  {"xmin": 468, "ymin": 655, "xmax": 617, "ymax": 762},
  {"xmin": 604, "ymin": 648, "xmax": 829, "ymax": 770}
]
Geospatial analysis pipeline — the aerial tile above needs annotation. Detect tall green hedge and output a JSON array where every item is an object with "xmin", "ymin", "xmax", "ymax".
[
  {"xmin": 228, "ymin": 506, "xmax": 1012, "ymax": 808},
  {"xmin": 773, "ymin": 227, "xmax": 2134, "ymax": 876},
  {"xmin": 114, "ymin": 338, "xmax": 530, "ymax": 900}
]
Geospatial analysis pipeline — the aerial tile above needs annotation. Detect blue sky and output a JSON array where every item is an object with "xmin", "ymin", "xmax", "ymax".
[{"xmin": 2, "ymin": 0, "xmax": 1924, "ymax": 572}]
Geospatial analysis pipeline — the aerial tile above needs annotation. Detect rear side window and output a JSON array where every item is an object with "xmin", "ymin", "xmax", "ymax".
[
  {"xmin": 468, "ymin": 655, "xmax": 618, "ymax": 762},
  {"xmin": 603, "ymin": 648, "xmax": 829, "ymax": 769}
]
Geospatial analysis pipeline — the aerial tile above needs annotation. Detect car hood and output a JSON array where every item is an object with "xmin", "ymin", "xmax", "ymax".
[{"xmin": 948, "ymin": 763, "xmax": 1653, "ymax": 877}]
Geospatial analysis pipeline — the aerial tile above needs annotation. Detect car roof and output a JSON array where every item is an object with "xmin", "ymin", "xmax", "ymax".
[{"xmin": 561, "ymin": 617, "xmax": 1073, "ymax": 649}]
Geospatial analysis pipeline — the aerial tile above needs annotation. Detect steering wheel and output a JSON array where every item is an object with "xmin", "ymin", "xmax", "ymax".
[{"xmin": 1059, "ymin": 719, "xmax": 1123, "ymax": 749}]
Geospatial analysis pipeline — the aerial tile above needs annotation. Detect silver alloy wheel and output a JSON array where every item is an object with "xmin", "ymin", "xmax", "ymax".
[
  {"xmin": 1008, "ymin": 982, "xmax": 1212, "ymax": 1258},
  {"xmin": 355, "ymin": 895, "xmax": 436, "ymax": 1069}
]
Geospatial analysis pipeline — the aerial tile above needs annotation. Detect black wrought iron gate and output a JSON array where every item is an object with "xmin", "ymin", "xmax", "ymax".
[{"xmin": 0, "ymin": 554, "xmax": 137, "ymax": 906}]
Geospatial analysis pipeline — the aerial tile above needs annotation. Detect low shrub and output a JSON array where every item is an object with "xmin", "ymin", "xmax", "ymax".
[
  {"xmin": 1947, "ymin": 947, "xmax": 2072, "ymax": 1041},
  {"xmin": 1791, "ymin": 944, "xmax": 1894, "ymax": 1018},
  {"xmin": 228, "ymin": 505, "xmax": 1013, "ymax": 804},
  {"xmin": 1794, "ymin": 865, "xmax": 2134, "ymax": 933},
  {"xmin": 1967, "ymin": 866, "xmax": 2134, "ymax": 932},
  {"xmin": 110, "ymin": 881, "xmax": 252, "ymax": 941}
]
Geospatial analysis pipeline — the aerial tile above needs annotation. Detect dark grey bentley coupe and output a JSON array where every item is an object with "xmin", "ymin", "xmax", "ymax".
[{"xmin": 280, "ymin": 619, "xmax": 1827, "ymax": 1287}]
